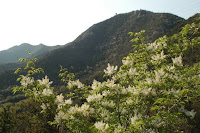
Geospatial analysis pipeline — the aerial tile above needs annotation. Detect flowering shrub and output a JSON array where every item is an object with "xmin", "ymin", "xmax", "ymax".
[{"xmin": 13, "ymin": 21, "xmax": 200, "ymax": 132}]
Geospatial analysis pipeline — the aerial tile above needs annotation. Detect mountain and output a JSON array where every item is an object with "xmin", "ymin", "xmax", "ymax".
[
  {"xmin": 38, "ymin": 10, "xmax": 184, "ymax": 83},
  {"xmin": 0, "ymin": 43, "xmax": 61, "ymax": 65},
  {"xmin": 0, "ymin": 10, "xmax": 185, "ymax": 89}
]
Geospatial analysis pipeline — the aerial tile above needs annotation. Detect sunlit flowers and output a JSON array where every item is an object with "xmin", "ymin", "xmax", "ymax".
[
  {"xmin": 122, "ymin": 56, "xmax": 134, "ymax": 66},
  {"xmin": 94, "ymin": 121, "xmax": 109, "ymax": 132},
  {"xmin": 172, "ymin": 55, "xmax": 183, "ymax": 66},
  {"xmin": 68, "ymin": 79, "xmax": 84, "ymax": 89},
  {"xmin": 42, "ymin": 88, "xmax": 53, "ymax": 96},
  {"xmin": 151, "ymin": 50, "xmax": 166, "ymax": 61},
  {"xmin": 65, "ymin": 98, "xmax": 72, "ymax": 105},
  {"xmin": 38, "ymin": 75, "xmax": 53, "ymax": 88},
  {"xmin": 86, "ymin": 93, "xmax": 103, "ymax": 102},
  {"xmin": 55, "ymin": 93, "xmax": 64, "ymax": 103},
  {"xmin": 104, "ymin": 63, "xmax": 118, "ymax": 75},
  {"xmin": 20, "ymin": 75, "xmax": 34, "ymax": 86}
]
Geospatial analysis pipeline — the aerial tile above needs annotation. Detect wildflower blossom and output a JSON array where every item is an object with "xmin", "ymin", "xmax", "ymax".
[
  {"xmin": 122, "ymin": 56, "xmax": 134, "ymax": 66},
  {"xmin": 68, "ymin": 79, "xmax": 84, "ymax": 89},
  {"xmin": 40, "ymin": 103, "xmax": 49, "ymax": 110},
  {"xmin": 54, "ymin": 111, "xmax": 68, "ymax": 123},
  {"xmin": 38, "ymin": 75, "xmax": 53, "ymax": 88},
  {"xmin": 42, "ymin": 88, "xmax": 53, "ymax": 96},
  {"xmin": 151, "ymin": 50, "xmax": 166, "ymax": 61},
  {"xmin": 94, "ymin": 121, "xmax": 109, "ymax": 132},
  {"xmin": 131, "ymin": 114, "xmax": 141, "ymax": 125},
  {"xmin": 102, "ymin": 90, "xmax": 110, "ymax": 97},
  {"xmin": 172, "ymin": 55, "xmax": 183, "ymax": 66},
  {"xmin": 178, "ymin": 106, "xmax": 196, "ymax": 119},
  {"xmin": 104, "ymin": 63, "xmax": 118, "ymax": 75},
  {"xmin": 92, "ymin": 80, "xmax": 101, "ymax": 90},
  {"xmin": 56, "ymin": 93, "xmax": 64, "ymax": 103},
  {"xmin": 65, "ymin": 98, "xmax": 72, "ymax": 105},
  {"xmin": 128, "ymin": 68, "xmax": 138, "ymax": 76},
  {"xmin": 126, "ymin": 99, "xmax": 134, "ymax": 104},
  {"xmin": 101, "ymin": 101, "xmax": 115, "ymax": 107},
  {"xmin": 86, "ymin": 94, "xmax": 103, "ymax": 102},
  {"xmin": 20, "ymin": 75, "xmax": 34, "ymax": 86}
]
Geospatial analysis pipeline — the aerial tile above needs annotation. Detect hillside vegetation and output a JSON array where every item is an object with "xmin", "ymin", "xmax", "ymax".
[{"xmin": 1, "ymin": 17, "xmax": 199, "ymax": 132}]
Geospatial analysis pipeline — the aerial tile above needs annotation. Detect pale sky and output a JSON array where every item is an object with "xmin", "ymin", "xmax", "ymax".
[{"xmin": 0, "ymin": 0, "xmax": 200, "ymax": 51}]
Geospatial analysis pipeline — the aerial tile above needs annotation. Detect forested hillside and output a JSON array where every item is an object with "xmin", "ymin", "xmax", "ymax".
[{"xmin": 0, "ymin": 14, "xmax": 199, "ymax": 132}]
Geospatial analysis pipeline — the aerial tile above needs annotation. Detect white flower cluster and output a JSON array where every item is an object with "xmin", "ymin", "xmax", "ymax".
[
  {"xmin": 104, "ymin": 63, "xmax": 118, "ymax": 75},
  {"xmin": 20, "ymin": 75, "xmax": 34, "ymax": 86},
  {"xmin": 122, "ymin": 56, "xmax": 134, "ymax": 66},
  {"xmin": 86, "ymin": 94, "xmax": 103, "ymax": 102},
  {"xmin": 172, "ymin": 55, "xmax": 183, "ymax": 66},
  {"xmin": 178, "ymin": 106, "xmax": 196, "ymax": 119},
  {"xmin": 127, "ymin": 86, "xmax": 156, "ymax": 97},
  {"xmin": 131, "ymin": 114, "xmax": 141, "ymax": 125},
  {"xmin": 151, "ymin": 50, "xmax": 166, "ymax": 62},
  {"xmin": 40, "ymin": 103, "xmax": 50, "ymax": 110},
  {"xmin": 55, "ymin": 93, "xmax": 72, "ymax": 109},
  {"xmin": 54, "ymin": 111, "xmax": 68, "ymax": 124},
  {"xmin": 147, "ymin": 41, "xmax": 167, "ymax": 51},
  {"xmin": 154, "ymin": 68, "xmax": 167, "ymax": 83},
  {"xmin": 91, "ymin": 80, "xmax": 101, "ymax": 90},
  {"xmin": 68, "ymin": 104, "xmax": 94, "ymax": 117},
  {"xmin": 68, "ymin": 79, "xmax": 84, "ymax": 89},
  {"xmin": 94, "ymin": 121, "xmax": 109, "ymax": 132},
  {"xmin": 38, "ymin": 75, "xmax": 53, "ymax": 88},
  {"xmin": 101, "ymin": 101, "xmax": 115, "ymax": 107},
  {"xmin": 42, "ymin": 88, "xmax": 53, "ymax": 96}
]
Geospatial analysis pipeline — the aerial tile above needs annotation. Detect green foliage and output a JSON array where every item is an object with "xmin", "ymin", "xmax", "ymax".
[
  {"xmin": 0, "ymin": 15, "xmax": 198, "ymax": 133},
  {"xmin": 7, "ymin": 20, "xmax": 200, "ymax": 133}
]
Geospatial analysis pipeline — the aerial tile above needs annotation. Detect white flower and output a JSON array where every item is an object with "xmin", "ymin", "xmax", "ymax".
[
  {"xmin": 20, "ymin": 75, "xmax": 34, "ymax": 86},
  {"xmin": 102, "ymin": 90, "xmax": 110, "ymax": 97},
  {"xmin": 86, "ymin": 94, "xmax": 103, "ymax": 102},
  {"xmin": 79, "ymin": 104, "xmax": 92, "ymax": 116},
  {"xmin": 38, "ymin": 75, "xmax": 53, "ymax": 88},
  {"xmin": 128, "ymin": 68, "xmax": 138, "ymax": 76},
  {"xmin": 185, "ymin": 109, "xmax": 196, "ymax": 119},
  {"xmin": 147, "ymin": 41, "xmax": 162, "ymax": 51},
  {"xmin": 67, "ymin": 79, "xmax": 84, "ymax": 89},
  {"xmin": 42, "ymin": 88, "xmax": 53, "ymax": 96},
  {"xmin": 65, "ymin": 98, "xmax": 72, "ymax": 105},
  {"xmin": 151, "ymin": 50, "xmax": 166, "ymax": 61},
  {"xmin": 94, "ymin": 121, "xmax": 109, "ymax": 132},
  {"xmin": 114, "ymin": 125, "xmax": 125, "ymax": 133},
  {"xmin": 101, "ymin": 101, "xmax": 115, "ymax": 107},
  {"xmin": 40, "ymin": 103, "xmax": 49, "ymax": 110},
  {"xmin": 154, "ymin": 68, "xmax": 166, "ymax": 83},
  {"xmin": 33, "ymin": 91, "xmax": 41, "ymax": 97},
  {"xmin": 178, "ymin": 106, "xmax": 196, "ymax": 119},
  {"xmin": 104, "ymin": 63, "xmax": 118, "ymax": 75},
  {"xmin": 146, "ymin": 78, "xmax": 153, "ymax": 84},
  {"xmin": 126, "ymin": 99, "xmax": 133, "ymax": 104},
  {"xmin": 56, "ymin": 93, "xmax": 64, "ymax": 103},
  {"xmin": 54, "ymin": 111, "xmax": 68, "ymax": 123},
  {"xmin": 122, "ymin": 56, "xmax": 134, "ymax": 66},
  {"xmin": 92, "ymin": 80, "xmax": 100, "ymax": 90},
  {"xmin": 172, "ymin": 55, "xmax": 183, "ymax": 66},
  {"xmin": 131, "ymin": 114, "xmax": 141, "ymax": 125},
  {"xmin": 121, "ymin": 88, "xmax": 128, "ymax": 94},
  {"xmin": 76, "ymin": 79, "xmax": 84, "ymax": 88},
  {"xmin": 170, "ymin": 88, "xmax": 181, "ymax": 95}
]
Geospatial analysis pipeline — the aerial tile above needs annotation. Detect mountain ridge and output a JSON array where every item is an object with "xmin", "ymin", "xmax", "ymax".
[{"xmin": 0, "ymin": 43, "xmax": 61, "ymax": 65}]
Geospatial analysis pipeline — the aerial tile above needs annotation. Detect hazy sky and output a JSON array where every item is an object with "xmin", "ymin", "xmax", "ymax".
[{"xmin": 0, "ymin": 0, "xmax": 200, "ymax": 51}]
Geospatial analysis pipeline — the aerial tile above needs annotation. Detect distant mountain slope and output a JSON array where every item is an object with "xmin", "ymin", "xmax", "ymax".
[
  {"xmin": 38, "ymin": 10, "xmax": 184, "ymax": 83},
  {"xmin": 0, "ymin": 10, "xmax": 185, "ymax": 89},
  {"xmin": 0, "ymin": 43, "xmax": 61, "ymax": 64}
]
